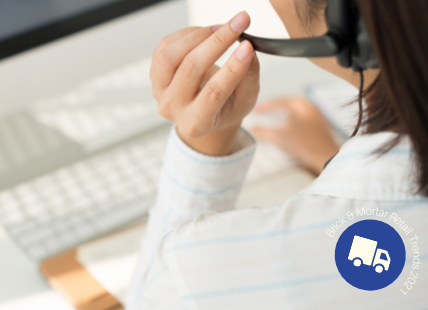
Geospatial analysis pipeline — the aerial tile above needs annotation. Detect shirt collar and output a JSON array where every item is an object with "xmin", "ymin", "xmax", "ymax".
[{"xmin": 300, "ymin": 132, "xmax": 424, "ymax": 201}]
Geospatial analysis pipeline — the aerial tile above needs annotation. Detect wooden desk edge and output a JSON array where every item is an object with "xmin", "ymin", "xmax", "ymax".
[{"xmin": 40, "ymin": 249, "xmax": 123, "ymax": 310}]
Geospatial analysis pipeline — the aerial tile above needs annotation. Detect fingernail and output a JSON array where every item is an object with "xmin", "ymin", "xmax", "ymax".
[
  {"xmin": 212, "ymin": 24, "xmax": 222, "ymax": 32},
  {"xmin": 236, "ymin": 40, "xmax": 253, "ymax": 61},
  {"xmin": 231, "ymin": 11, "xmax": 250, "ymax": 32}
]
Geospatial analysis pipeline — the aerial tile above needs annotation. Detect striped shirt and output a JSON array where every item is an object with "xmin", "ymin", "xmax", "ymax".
[{"xmin": 126, "ymin": 126, "xmax": 428, "ymax": 310}]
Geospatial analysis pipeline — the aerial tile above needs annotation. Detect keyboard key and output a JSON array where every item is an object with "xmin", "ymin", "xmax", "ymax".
[
  {"xmin": 0, "ymin": 192, "xmax": 19, "ymax": 212},
  {"xmin": 3, "ymin": 209, "xmax": 26, "ymax": 225},
  {"xmin": 19, "ymin": 226, "xmax": 55, "ymax": 246},
  {"xmin": 8, "ymin": 221, "xmax": 37, "ymax": 237}
]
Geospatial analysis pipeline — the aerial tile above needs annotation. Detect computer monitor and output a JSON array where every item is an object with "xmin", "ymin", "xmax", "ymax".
[{"xmin": 0, "ymin": 0, "xmax": 188, "ymax": 117}]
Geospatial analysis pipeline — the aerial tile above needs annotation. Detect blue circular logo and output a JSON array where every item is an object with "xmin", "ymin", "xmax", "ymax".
[{"xmin": 335, "ymin": 219, "xmax": 406, "ymax": 291}]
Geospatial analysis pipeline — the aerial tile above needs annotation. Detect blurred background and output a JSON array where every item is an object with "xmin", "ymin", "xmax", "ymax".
[{"xmin": 0, "ymin": 0, "xmax": 354, "ymax": 309}]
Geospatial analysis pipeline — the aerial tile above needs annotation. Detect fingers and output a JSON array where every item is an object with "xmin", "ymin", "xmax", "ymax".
[
  {"xmin": 199, "ymin": 65, "xmax": 221, "ymax": 90},
  {"xmin": 190, "ymin": 40, "xmax": 255, "ymax": 134},
  {"xmin": 233, "ymin": 53, "xmax": 261, "ymax": 106},
  {"xmin": 171, "ymin": 11, "xmax": 251, "ymax": 97},
  {"xmin": 251, "ymin": 127, "xmax": 281, "ymax": 143},
  {"xmin": 150, "ymin": 27, "xmax": 202, "ymax": 84},
  {"xmin": 151, "ymin": 26, "xmax": 215, "ymax": 91},
  {"xmin": 254, "ymin": 98, "xmax": 297, "ymax": 112},
  {"xmin": 157, "ymin": 27, "xmax": 201, "ymax": 52}
]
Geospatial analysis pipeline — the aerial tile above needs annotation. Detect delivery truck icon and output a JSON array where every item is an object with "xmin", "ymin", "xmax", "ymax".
[{"xmin": 348, "ymin": 235, "xmax": 391, "ymax": 273}]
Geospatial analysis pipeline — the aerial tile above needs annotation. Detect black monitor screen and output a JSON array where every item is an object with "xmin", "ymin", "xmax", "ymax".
[{"xmin": 0, "ymin": 0, "xmax": 166, "ymax": 60}]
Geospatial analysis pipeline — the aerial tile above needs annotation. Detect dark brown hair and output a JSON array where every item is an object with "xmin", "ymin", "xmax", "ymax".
[{"xmin": 301, "ymin": 0, "xmax": 428, "ymax": 196}]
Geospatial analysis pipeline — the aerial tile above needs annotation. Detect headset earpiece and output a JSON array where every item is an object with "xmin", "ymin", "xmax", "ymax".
[
  {"xmin": 325, "ymin": 0, "xmax": 354, "ymax": 68},
  {"xmin": 325, "ymin": 0, "xmax": 378, "ymax": 71},
  {"xmin": 351, "ymin": 10, "xmax": 379, "ymax": 71}
]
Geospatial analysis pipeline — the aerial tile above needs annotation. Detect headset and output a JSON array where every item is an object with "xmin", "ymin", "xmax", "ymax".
[
  {"xmin": 238, "ymin": 0, "xmax": 378, "ymax": 141},
  {"xmin": 238, "ymin": 0, "xmax": 378, "ymax": 72}
]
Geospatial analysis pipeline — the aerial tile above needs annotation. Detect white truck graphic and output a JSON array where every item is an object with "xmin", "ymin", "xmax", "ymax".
[{"xmin": 348, "ymin": 235, "xmax": 391, "ymax": 273}]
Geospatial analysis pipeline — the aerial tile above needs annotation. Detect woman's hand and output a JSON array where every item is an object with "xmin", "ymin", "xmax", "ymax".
[
  {"xmin": 251, "ymin": 97, "xmax": 340, "ymax": 175},
  {"xmin": 150, "ymin": 12, "xmax": 260, "ymax": 156}
]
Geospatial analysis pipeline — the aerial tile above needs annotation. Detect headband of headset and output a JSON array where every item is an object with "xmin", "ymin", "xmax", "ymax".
[{"xmin": 238, "ymin": 0, "xmax": 378, "ymax": 71}]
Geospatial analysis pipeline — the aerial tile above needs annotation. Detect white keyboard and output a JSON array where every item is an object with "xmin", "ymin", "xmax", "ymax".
[
  {"xmin": 0, "ymin": 57, "xmax": 171, "ymax": 262},
  {"xmin": 0, "ymin": 126, "xmax": 170, "ymax": 262}
]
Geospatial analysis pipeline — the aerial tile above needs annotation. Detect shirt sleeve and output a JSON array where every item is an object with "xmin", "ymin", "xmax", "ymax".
[{"xmin": 125, "ymin": 125, "xmax": 256, "ymax": 309}]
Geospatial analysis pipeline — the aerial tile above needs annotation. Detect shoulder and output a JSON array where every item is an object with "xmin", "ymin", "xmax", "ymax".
[
  {"xmin": 166, "ymin": 205, "xmax": 285, "ymax": 247},
  {"xmin": 164, "ymin": 194, "xmax": 352, "ymax": 250},
  {"xmin": 164, "ymin": 192, "xmax": 428, "ymax": 258},
  {"xmin": 163, "ymin": 194, "xmax": 340, "ymax": 263}
]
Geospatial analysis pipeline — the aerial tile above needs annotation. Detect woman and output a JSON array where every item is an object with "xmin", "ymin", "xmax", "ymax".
[{"xmin": 127, "ymin": 0, "xmax": 428, "ymax": 309}]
